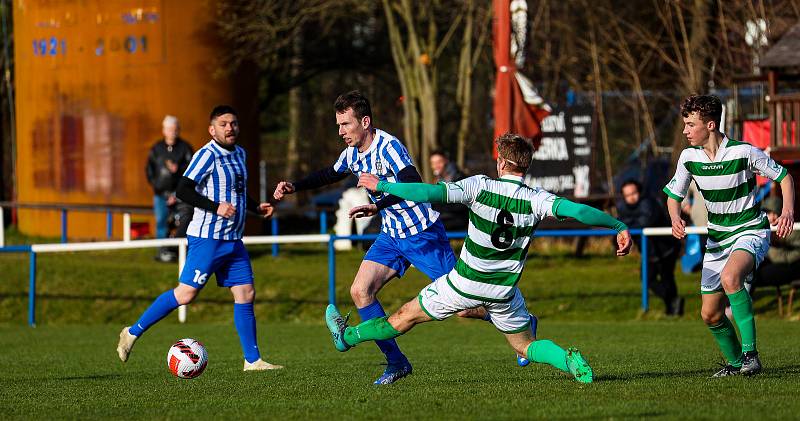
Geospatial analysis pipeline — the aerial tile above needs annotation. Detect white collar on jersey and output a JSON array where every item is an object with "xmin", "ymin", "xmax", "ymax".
[
  {"xmin": 499, "ymin": 174, "xmax": 525, "ymax": 183},
  {"xmin": 208, "ymin": 139, "xmax": 236, "ymax": 155}
]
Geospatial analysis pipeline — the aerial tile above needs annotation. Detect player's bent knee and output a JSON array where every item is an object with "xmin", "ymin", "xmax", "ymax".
[
  {"xmin": 701, "ymin": 309, "xmax": 723, "ymax": 325},
  {"xmin": 719, "ymin": 273, "xmax": 741, "ymax": 291},
  {"xmin": 173, "ymin": 285, "xmax": 198, "ymax": 305},
  {"xmin": 349, "ymin": 284, "xmax": 376, "ymax": 307}
]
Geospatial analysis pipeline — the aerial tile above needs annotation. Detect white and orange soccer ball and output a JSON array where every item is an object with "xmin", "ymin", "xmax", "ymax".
[{"xmin": 167, "ymin": 338, "xmax": 208, "ymax": 379}]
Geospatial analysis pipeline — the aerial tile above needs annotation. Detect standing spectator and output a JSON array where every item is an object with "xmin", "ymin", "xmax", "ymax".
[
  {"xmin": 752, "ymin": 197, "xmax": 800, "ymax": 292},
  {"xmin": 617, "ymin": 179, "xmax": 684, "ymax": 316},
  {"xmin": 429, "ymin": 151, "xmax": 468, "ymax": 230},
  {"xmin": 145, "ymin": 115, "xmax": 194, "ymax": 261}
]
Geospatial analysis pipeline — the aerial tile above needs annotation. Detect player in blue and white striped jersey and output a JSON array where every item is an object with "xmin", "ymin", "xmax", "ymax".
[
  {"xmin": 274, "ymin": 91, "xmax": 456, "ymax": 384},
  {"xmin": 117, "ymin": 106, "xmax": 283, "ymax": 372}
]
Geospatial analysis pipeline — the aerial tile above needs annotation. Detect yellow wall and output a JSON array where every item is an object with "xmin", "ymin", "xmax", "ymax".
[{"xmin": 14, "ymin": 0, "xmax": 239, "ymax": 239}]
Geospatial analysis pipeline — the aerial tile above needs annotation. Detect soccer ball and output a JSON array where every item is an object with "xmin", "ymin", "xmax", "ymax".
[{"xmin": 167, "ymin": 338, "xmax": 208, "ymax": 379}]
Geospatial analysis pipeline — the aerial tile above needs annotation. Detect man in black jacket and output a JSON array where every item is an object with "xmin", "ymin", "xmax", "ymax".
[
  {"xmin": 617, "ymin": 179, "xmax": 684, "ymax": 315},
  {"xmin": 145, "ymin": 115, "xmax": 194, "ymax": 260}
]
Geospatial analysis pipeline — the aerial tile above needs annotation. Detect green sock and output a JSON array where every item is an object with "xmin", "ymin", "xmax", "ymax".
[
  {"xmin": 708, "ymin": 316, "xmax": 743, "ymax": 367},
  {"xmin": 343, "ymin": 316, "xmax": 402, "ymax": 346},
  {"xmin": 727, "ymin": 288, "xmax": 757, "ymax": 352},
  {"xmin": 526, "ymin": 339, "xmax": 569, "ymax": 372}
]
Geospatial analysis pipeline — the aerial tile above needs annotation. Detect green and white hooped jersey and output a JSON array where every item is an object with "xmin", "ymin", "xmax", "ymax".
[
  {"xmin": 441, "ymin": 174, "xmax": 558, "ymax": 302},
  {"xmin": 663, "ymin": 136, "xmax": 787, "ymax": 253}
]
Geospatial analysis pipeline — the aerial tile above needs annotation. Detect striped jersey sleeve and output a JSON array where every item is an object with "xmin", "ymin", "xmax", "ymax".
[
  {"xmin": 183, "ymin": 149, "xmax": 215, "ymax": 183},
  {"xmin": 380, "ymin": 138, "xmax": 414, "ymax": 174},
  {"xmin": 663, "ymin": 150, "xmax": 692, "ymax": 201},
  {"xmin": 749, "ymin": 145, "xmax": 788, "ymax": 182},
  {"xmin": 531, "ymin": 189, "xmax": 558, "ymax": 219},
  {"xmin": 442, "ymin": 175, "xmax": 486, "ymax": 205},
  {"xmin": 332, "ymin": 149, "xmax": 351, "ymax": 174}
]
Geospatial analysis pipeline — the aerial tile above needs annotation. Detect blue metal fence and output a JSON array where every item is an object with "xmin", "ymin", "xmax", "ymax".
[{"xmin": 3, "ymin": 228, "xmax": 655, "ymax": 327}]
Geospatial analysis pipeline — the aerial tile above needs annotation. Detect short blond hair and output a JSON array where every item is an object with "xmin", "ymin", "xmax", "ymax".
[{"xmin": 496, "ymin": 133, "xmax": 532, "ymax": 172}]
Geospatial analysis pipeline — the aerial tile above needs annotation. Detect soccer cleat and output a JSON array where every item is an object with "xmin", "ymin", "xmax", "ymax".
[
  {"xmin": 711, "ymin": 363, "xmax": 741, "ymax": 378},
  {"xmin": 516, "ymin": 314, "xmax": 538, "ymax": 367},
  {"xmin": 740, "ymin": 351, "xmax": 762, "ymax": 376},
  {"xmin": 374, "ymin": 360, "xmax": 413, "ymax": 385},
  {"xmin": 325, "ymin": 304, "xmax": 351, "ymax": 352},
  {"xmin": 243, "ymin": 358, "xmax": 284, "ymax": 371},
  {"xmin": 565, "ymin": 348, "xmax": 593, "ymax": 383},
  {"xmin": 116, "ymin": 326, "xmax": 138, "ymax": 362}
]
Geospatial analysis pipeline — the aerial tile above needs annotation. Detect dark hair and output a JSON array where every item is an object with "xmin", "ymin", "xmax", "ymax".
[
  {"xmin": 210, "ymin": 105, "xmax": 238, "ymax": 122},
  {"xmin": 334, "ymin": 90, "xmax": 372, "ymax": 120},
  {"xmin": 430, "ymin": 150, "xmax": 448, "ymax": 159},
  {"xmin": 496, "ymin": 133, "xmax": 532, "ymax": 172},
  {"xmin": 620, "ymin": 179, "xmax": 642, "ymax": 194},
  {"xmin": 680, "ymin": 94, "xmax": 722, "ymax": 129}
]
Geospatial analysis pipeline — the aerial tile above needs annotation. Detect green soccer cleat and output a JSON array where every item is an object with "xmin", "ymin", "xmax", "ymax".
[
  {"xmin": 565, "ymin": 348, "xmax": 593, "ymax": 383},
  {"xmin": 325, "ymin": 304, "xmax": 352, "ymax": 352}
]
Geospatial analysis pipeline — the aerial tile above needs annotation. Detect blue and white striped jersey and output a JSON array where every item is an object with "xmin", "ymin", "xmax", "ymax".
[
  {"xmin": 184, "ymin": 140, "xmax": 249, "ymax": 240},
  {"xmin": 333, "ymin": 128, "xmax": 439, "ymax": 238}
]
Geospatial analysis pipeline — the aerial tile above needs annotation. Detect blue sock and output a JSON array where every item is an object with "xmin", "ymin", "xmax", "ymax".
[
  {"xmin": 357, "ymin": 301, "xmax": 406, "ymax": 365},
  {"xmin": 234, "ymin": 303, "xmax": 261, "ymax": 363},
  {"xmin": 129, "ymin": 290, "xmax": 179, "ymax": 337}
]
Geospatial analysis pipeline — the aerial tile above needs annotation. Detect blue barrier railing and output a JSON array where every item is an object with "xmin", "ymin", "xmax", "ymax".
[{"xmin": 2, "ymin": 228, "xmax": 655, "ymax": 327}]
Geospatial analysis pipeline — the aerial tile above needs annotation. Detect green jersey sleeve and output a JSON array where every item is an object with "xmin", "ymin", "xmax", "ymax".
[{"xmin": 552, "ymin": 197, "xmax": 628, "ymax": 232}]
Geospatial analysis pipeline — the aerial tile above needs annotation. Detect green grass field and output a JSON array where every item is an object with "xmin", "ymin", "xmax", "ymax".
[
  {"xmin": 1, "ymin": 321, "xmax": 799, "ymax": 419},
  {"xmin": 1, "ymin": 231, "xmax": 799, "ymax": 419}
]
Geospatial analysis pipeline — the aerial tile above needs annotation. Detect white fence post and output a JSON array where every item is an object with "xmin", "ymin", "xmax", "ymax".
[
  {"xmin": 123, "ymin": 213, "xmax": 131, "ymax": 242},
  {"xmin": 178, "ymin": 240, "xmax": 187, "ymax": 323}
]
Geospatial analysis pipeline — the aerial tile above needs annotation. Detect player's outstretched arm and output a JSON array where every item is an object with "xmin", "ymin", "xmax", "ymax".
[
  {"xmin": 275, "ymin": 166, "xmax": 349, "ymax": 201},
  {"xmin": 776, "ymin": 174, "xmax": 795, "ymax": 238},
  {"xmin": 358, "ymin": 174, "xmax": 446, "ymax": 203},
  {"xmin": 553, "ymin": 198, "xmax": 631, "ymax": 256}
]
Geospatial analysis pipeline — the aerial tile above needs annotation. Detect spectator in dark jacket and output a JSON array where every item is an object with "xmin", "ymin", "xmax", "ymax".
[
  {"xmin": 146, "ymin": 116, "xmax": 194, "ymax": 260},
  {"xmin": 430, "ymin": 151, "xmax": 468, "ymax": 231},
  {"xmin": 617, "ymin": 179, "xmax": 684, "ymax": 315}
]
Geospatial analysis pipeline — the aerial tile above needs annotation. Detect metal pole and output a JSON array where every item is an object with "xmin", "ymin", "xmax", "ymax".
[
  {"xmin": 641, "ymin": 233, "xmax": 649, "ymax": 312},
  {"xmin": 106, "ymin": 210, "xmax": 113, "ymax": 239},
  {"xmin": 123, "ymin": 213, "xmax": 131, "ymax": 242},
  {"xmin": 320, "ymin": 211, "xmax": 327, "ymax": 234},
  {"xmin": 271, "ymin": 217, "xmax": 279, "ymax": 256},
  {"xmin": 29, "ymin": 251, "xmax": 36, "ymax": 327},
  {"xmin": 328, "ymin": 235, "xmax": 336, "ymax": 305},
  {"xmin": 60, "ymin": 208, "xmax": 67, "ymax": 243},
  {"xmin": 178, "ymin": 240, "xmax": 187, "ymax": 323}
]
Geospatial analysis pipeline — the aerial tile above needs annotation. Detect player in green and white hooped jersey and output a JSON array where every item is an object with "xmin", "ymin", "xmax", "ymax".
[
  {"xmin": 324, "ymin": 133, "xmax": 632, "ymax": 384},
  {"xmin": 664, "ymin": 95, "xmax": 795, "ymax": 377}
]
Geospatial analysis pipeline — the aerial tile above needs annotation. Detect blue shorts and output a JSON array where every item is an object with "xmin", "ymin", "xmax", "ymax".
[
  {"xmin": 179, "ymin": 236, "xmax": 254, "ymax": 288},
  {"xmin": 364, "ymin": 220, "xmax": 456, "ymax": 280}
]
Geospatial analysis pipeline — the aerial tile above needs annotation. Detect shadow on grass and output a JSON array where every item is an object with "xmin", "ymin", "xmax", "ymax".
[{"xmin": 597, "ymin": 363, "xmax": 800, "ymax": 381}]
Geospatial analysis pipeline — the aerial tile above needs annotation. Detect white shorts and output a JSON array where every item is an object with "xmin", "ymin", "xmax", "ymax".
[
  {"xmin": 418, "ymin": 275, "xmax": 531, "ymax": 333},
  {"xmin": 700, "ymin": 231, "xmax": 769, "ymax": 294}
]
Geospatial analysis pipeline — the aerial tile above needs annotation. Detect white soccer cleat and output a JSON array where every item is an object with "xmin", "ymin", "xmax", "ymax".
[
  {"xmin": 243, "ymin": 358, "xmax": 284, "ymax": 371},
  {"xmin": 117, "ymin": 326, "xmax": 138, "ymax": 362}
]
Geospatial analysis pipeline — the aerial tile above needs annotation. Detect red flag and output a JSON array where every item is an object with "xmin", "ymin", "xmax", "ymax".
[{"xmin": 493, "ymin": 0, "xmax": 550, "ymax": 157}]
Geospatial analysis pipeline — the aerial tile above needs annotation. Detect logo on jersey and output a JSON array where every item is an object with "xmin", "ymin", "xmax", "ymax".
[
  {"xmin": 375, "ymin": 160, "xmax": 384, "ymax": 175},
  {"xmin": 235, "ymin": 174, "xmax": 245, "ymax": 193}
]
